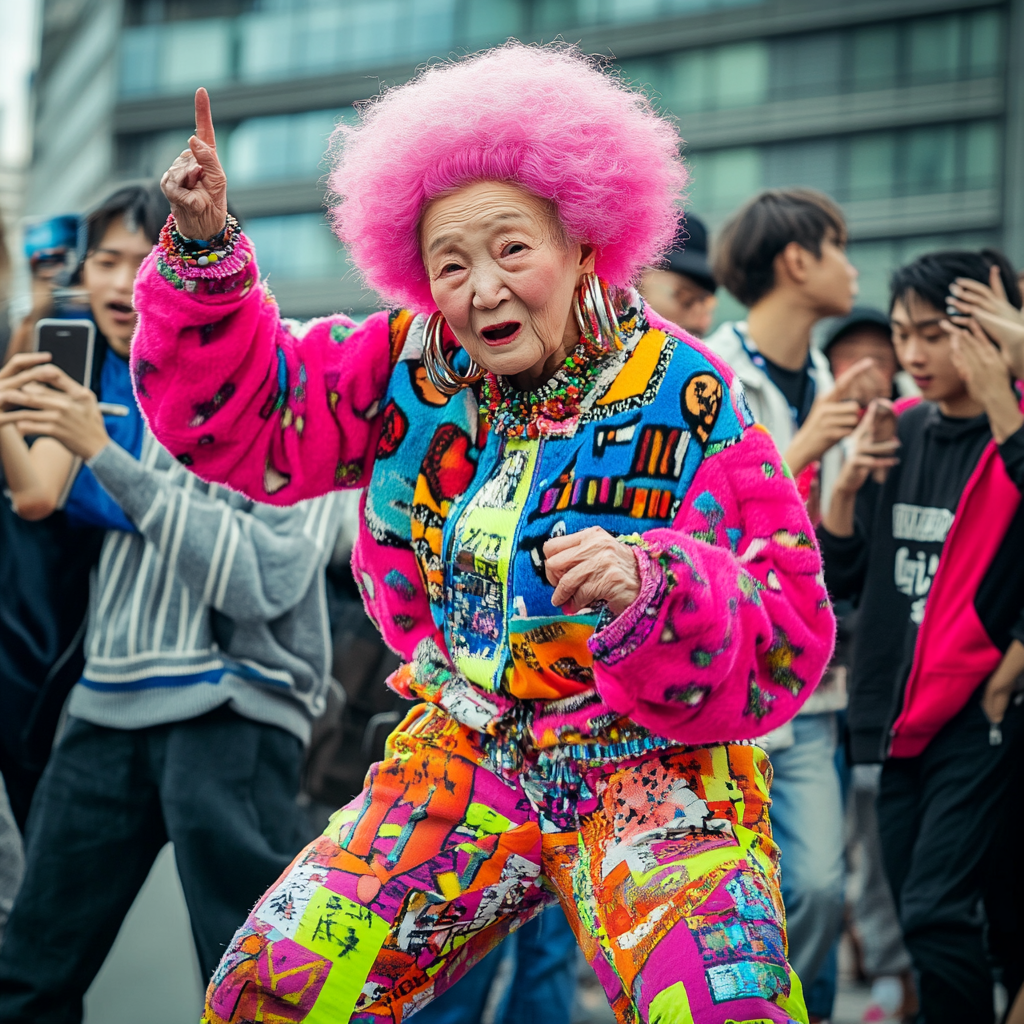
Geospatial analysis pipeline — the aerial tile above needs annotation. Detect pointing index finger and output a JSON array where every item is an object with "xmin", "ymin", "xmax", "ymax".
[{"xmin": 194, "ymin": 87, "xmax": 216, "ymax": 149}]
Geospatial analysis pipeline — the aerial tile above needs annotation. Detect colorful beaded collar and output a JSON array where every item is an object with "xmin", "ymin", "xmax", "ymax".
[{"xmin": 478, "ymin": 333, "xmax": 613, "ymax": 440}]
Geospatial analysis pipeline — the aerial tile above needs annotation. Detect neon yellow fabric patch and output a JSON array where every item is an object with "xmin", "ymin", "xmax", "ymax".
[
  {"xmin": 294, "ymin": 888, "xmax": 390, "ymax": 1021},
  {"xmin": 648, "ymin": 980, "xmax": 695, "ymax": 1023}
]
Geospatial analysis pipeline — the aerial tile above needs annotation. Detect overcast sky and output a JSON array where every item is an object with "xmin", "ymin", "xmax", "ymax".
[{"xmin": 0, "ymin": 0, "xmax": 39, "ymax": 167}]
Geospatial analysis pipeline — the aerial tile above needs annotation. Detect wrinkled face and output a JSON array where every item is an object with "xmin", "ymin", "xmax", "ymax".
[
  {"xmin": 420, "ymin": 181, "xmax": 594, "ymax": 384},
  {"xmin": 640, "ymin": 269, "xmax": 717, "ymax": 338},
  {"xmin": 891, "ymin": 293, "xmax": 965, "ymax": 403},
  {"xmin": 81, "ymin": 216, "xmax": 153, "ymax": 356}
]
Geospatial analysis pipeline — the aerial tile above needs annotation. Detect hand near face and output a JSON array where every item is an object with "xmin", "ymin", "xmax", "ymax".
[
  {"xmin": 946, "ymin": 265, "xmax": 1023, "ymax": 328},
  {"xmin": 161, "ymin": 88, "xmax": 229, "ymax": 241},
  {"xmin": 945, "ymin": 266, "xmax": 1024, "ymax": 379},
  {"xmin": 543, "ymin": 526, "xmax": 641, "ymax": 616},
  {"xmin": 942, "ymin": 316, "xmax": 1023, "ymax": 443},
  {"xmin": 830, "ymin": 355, "xmax": 888, "ymax": 408},
  {"xmin": 0, "ymin": 360, "xmax": 110, "ymax": 460}
]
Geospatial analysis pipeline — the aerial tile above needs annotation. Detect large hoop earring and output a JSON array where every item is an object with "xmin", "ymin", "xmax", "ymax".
[
  {"xmin": 422, "ymin": 311, "xmax": 483, "ymax": 395},
  {"xmin": 573, "ymin": 273, "xmax": 620, "ymax": 351}
]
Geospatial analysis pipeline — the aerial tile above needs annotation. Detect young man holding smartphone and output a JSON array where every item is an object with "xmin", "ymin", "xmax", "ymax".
[{"xmin": 0, "ymin": 183, "xmax": 342, "ymax": 1020}]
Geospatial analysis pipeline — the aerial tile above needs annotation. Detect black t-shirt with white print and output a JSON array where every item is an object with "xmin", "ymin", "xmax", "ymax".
[{"xmin": 818, "ymin": 402, "xmax": 995, "ymax": 762}]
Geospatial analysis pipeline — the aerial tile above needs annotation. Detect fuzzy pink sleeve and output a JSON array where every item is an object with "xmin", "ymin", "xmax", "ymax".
[
  {"xmin": 130, "ymin": 231, "xmax": 394, "ymax": 504},
  {"xmin": 589, "ymin": 423, "xmax": 835, "ymax": 745}
]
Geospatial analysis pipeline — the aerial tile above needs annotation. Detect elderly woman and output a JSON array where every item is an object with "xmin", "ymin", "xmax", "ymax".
[{"xmin": 135, "ymin": 44, "xmax": 831, "ymax": 1024}]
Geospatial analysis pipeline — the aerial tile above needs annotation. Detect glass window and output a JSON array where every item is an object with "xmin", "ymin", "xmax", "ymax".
[
  {"xmin": 770, "ymin": 32, "xmax": 842, "ymax": 100},
  {"xmin": 410, "ymin": 0, "xmax": 457, "ymax": 54},
  {"xmin": 963, "ymin": 121, "xmax": 999, "ymax": 191},
  {"xmin": 691, "ymin": 147, "xmax": 762, "ymax": 213},
  {"xmin": 712, "ymin": 41, "xmax": 768, "ymax": 109},
  {"xmin": 763, "ymin": 139, "xmax": 839, "ymax": 197},
  {"xmin": 348, "ymin": 0, "xmax": 402, "ymax": 67},
  {"xmin": 119, "ymin": 25, "xmax": 160, "ymax": 97},
  {"xmin": 228, "ymin": 108, "xmax": 350, "ymax": 184},
  {"xmin": 609, "ymin": 0, "xmax": 660, "ymax": 22},
  {"xmin": 161, "ymin": 18, "xmax": 233, "ymax": 93},
  {"xmin": 663, "ymin": 50, "xmax": 708, "ymax": 115},
  {"xmin": 293, "ymin": 6, "xmax": 346, "ymax": 77},
  {"xmin": 534, "ymin": 0, "xmax": 577, "ymax": 34},
  {"xmin": 850, "ymin": 25, "xmax": 898, "ymax": 92},
  {"xmin": 908, "ymin": 16, "xmax": 960, "ymax": 84},
  {"xmin": 238, "ymin": 11, "xmax": 295, "ymax": 82},
  {"xmin": 903, "ymin": 125, "xmax": 956, "ymax": 195},
  {"xmin": 245, "ymin": 213, "xmax": 347, "ymax": 280},
  {"xmin": 463, "ymin": 0, "xmax": 524, "ymax": 47},
  {"xmin": 847, "ymin": 133, "xmax": 896, "ymax": 202},
  {"xmin": 967, "ymin": 9, "xmax": 1001, "ymax": 77}
]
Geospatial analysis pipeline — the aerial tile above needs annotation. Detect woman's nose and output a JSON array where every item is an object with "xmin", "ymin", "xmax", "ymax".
[{"xmin": 470, "ymin": 268, "xmax": 509, "ymax": 308}]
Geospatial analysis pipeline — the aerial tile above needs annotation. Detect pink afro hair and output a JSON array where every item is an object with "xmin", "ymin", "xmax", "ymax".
[{"xmin": 328, "ymin": 42, "xmax": 687, "ymax": 313}]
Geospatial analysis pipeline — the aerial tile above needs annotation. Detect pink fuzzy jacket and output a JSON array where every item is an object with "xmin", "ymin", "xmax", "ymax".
[{"xmin": 131, "ymin": 230, "xmax": 835, "ymax": 751}]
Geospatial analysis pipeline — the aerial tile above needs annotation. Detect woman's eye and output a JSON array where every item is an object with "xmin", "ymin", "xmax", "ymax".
[
  {"xmin": 502, "ymin": 242, "xmax": 527, "ymax": 257},
  {"xmin": 441, "ymin": 263, "xmax": 463, "ymax": 275}
]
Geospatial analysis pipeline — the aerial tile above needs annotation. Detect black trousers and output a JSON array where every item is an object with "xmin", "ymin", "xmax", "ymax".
[
  {"xmin": 878, "ymin": 686, "xmax": 1023, "ymax": 1024},
  {"xmin": 0, "ymin": 706, "xmax": 306, "ymax": 1024}
]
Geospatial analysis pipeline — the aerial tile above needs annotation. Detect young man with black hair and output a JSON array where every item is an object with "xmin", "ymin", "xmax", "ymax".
[
  {"xmin": 704, "ymin": 188, "xmax": 880, "ymax": 1019},
  {"xmin": 0, "ymin": 183, "xmax": 342, "ymax": 1021},
  {"xmin": 818, "ymin": 249, "xmax": 1024, "ymax": 1024}
]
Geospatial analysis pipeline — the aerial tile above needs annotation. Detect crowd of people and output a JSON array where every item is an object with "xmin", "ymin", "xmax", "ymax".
[{"xmin": 0, "ymin": 41, "xmax": 1021, "ymax": 1024}]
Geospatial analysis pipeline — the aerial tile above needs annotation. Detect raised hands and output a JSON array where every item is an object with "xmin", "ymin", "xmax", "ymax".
[
  {"xmin": 945, "ymin": 264, "xmax": 1024, "ymax": 379},
  {"xmin": 161, "ymin": 88, "xmax": 229, "ymax": 241},
  {"xmin": 941, "ymin": 315, "xmax": 1023, "ymax": 444},
  {"xmin": 784, "ymin": 357, "xmax": 883, "ymax": 477}
]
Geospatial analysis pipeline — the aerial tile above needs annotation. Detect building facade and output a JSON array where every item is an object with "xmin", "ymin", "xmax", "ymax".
[{"xmin": 29, "ymin": 0, "xmax": 1024, "ymax": 319}]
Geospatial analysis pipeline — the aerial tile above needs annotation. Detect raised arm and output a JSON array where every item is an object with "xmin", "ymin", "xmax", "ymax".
[
  {"xmin": 586, "ymin": 423, "xmax": 836, "ymax": 745},
  {"xmin": 133, "ymin": 88, "xmax": 396, "ymax": 505}
]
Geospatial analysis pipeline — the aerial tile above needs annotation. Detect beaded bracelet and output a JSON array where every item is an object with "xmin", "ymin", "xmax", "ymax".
[{"xmin": 158, "ymin": 213, "xmax": 249, "ymax": 277}]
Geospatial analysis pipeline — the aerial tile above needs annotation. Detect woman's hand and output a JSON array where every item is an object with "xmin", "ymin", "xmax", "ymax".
[
  {"xmin": 161, "ymin": 87, "xmax": 228, "ymax": 241},
  {"xmin": 942, "ymin": 316, "xmax": 1023, "ymax": 444},
  {"xmin": 0, "ymin": 363, "xmax": 110, "ymax": 460},
  {"xmin": 543, "ymin": 526, "xmax": 641, "ymax": 615}
]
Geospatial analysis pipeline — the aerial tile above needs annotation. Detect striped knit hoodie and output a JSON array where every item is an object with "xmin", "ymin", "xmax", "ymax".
[{"xmin": 66, "ymin": 431, "xmax": 341, "ymax": 744}]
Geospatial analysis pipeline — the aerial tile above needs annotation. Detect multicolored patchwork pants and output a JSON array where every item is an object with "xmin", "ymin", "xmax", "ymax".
[{"xmin": 203, "ymin": 705, "xmax": 807, "ymax": 1024}]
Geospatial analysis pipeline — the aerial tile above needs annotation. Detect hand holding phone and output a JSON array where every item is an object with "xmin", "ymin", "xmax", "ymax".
[{"xmin": 33, "ymin": 319, "xmax": 96, "ymax": 387}]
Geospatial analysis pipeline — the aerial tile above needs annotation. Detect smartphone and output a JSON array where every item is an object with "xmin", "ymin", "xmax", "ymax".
[{"xmin": 33, "ymin": 319, "xmax": 96, "ymax": 387}]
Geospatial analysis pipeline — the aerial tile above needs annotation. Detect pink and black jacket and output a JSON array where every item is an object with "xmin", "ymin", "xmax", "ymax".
[{"xmin": 819, "ymin": 398, "xmax": 1024, "ymax": 762}]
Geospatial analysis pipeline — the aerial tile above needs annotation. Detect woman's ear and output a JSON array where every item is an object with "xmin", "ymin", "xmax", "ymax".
[{"xmin": 578, "ymin": 243, "xmax": 597, "ymax": 274}]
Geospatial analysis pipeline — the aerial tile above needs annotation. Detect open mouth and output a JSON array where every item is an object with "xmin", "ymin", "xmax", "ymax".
[
  {"xmin": 107, "ymin": 301, "xmax": 135, "ymax": 318},
  {"xmin": 480, "ymin": 321, "xmax": 521, "ymax": 346}
]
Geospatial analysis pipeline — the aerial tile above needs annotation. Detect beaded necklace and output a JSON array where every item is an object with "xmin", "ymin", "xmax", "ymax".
[{"xmin": 478, "ymin": 335, "xmax": 610, "ymax": 440}]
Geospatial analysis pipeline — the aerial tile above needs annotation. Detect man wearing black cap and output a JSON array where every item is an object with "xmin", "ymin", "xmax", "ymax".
[
  {"xmin": 819, "ymin": 306, "xmax": 901, "ymax": 402},
  {"xmin": 640, "ymin": 213, "xmax": 717, "ymax": 338}
]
